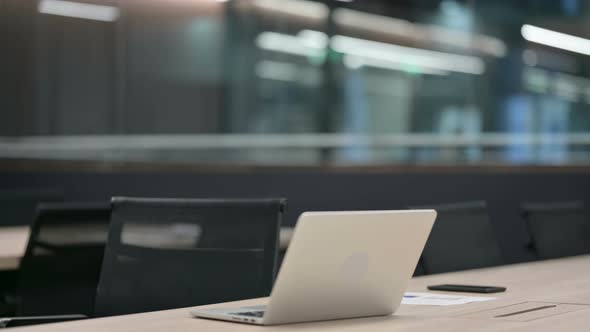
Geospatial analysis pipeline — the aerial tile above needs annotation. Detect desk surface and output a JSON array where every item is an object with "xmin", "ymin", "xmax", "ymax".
[
  {"xmin": 0, "ymin": 226, "xmax": 29, "ymax": 271},
  {"xmin": 10, "ymin": 255, "xmax": 590, "ymax": 332}
]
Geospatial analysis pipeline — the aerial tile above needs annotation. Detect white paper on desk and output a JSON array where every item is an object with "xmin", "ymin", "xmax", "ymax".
[{"xmin": 402, "ymin": 292, "xmax": 496, "ymax": 306}]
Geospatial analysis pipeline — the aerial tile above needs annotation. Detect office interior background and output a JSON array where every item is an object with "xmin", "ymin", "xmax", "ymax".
[
  {"xmin": 1, "ymin": 0, "xmax": 590, "ymax": 328},
  {"xmin": 2, "ymin": 0, "xmax": 590, "ymax": 166}
]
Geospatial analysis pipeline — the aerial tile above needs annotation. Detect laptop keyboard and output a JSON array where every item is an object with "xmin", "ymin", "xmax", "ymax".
[{"xmin": 231, "ymin": 311, "xmax": 265, "ymax": 318}]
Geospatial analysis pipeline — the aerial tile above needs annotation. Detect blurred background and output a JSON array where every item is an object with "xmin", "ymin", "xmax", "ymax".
[
  {"xmin": 2, "ymin": 0, "xmax": 590, "ymax": 166},
  {"xmin": 1, "ymin": 0, "xmax": 590, "ymax": 258},
  {"xmin": 1, "ymin": 3, "xmax": 590, "ymax": 319}
]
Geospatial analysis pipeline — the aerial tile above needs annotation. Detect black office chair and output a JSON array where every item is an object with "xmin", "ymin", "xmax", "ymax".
[
  {"xmin": 522, "ymin": 201, "xmax": 590, "ymax": 260},
  {"xmin": 413, "ymin": 201, "xmax": 504, "ymax": 274},
  {"xmin": 94, "ymin": 197, "xmax": 286, "ymax": 317},
  {"xmin": 0, "ymin": 189, "xmax": 63, "ymax": 227},
  {"xmin": 1, "ymin": 202, "xmax": 111, "ymax": 327},
  {"xmin": 0, "ymin": 189, "xmax": 62, "ymax": 315}
]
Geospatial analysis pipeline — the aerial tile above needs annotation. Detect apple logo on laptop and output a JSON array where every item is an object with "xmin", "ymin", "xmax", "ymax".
[{"xmin": 340, "ymin": 252, "xmax": 369, "ymax": 282}]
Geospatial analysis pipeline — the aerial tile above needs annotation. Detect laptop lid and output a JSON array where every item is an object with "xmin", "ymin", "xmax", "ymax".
[{"xmin": 262, "ymin": 209, "xmax": 436, "ymax": 325}]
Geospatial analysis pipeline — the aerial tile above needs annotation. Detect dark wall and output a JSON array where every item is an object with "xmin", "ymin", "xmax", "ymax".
[
  {"xmin": 0, "ymin": 0, "xmax": 36, "ymax": 136},
  {"xmin": 2, "ymin": 166, "xmax": 590, "ymax": 265},
  {"xmin": 1, "ymin": 0, "xmax": 224, "ymax": 136},
  {"xmin": 34, "ymin": 12, "xmax": 117, "ymax": 135}
]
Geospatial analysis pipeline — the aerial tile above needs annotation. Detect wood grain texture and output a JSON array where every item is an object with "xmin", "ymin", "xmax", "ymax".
[
  {"xmin": 8, "ymin": 255, "xmax": 590, "ymax": 332},
  {"xmin": 0, "ymin": 226, "xmax": 29, "ymax": 271}
]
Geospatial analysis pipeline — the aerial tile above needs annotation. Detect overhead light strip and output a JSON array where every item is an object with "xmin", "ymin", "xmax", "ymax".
[
  {"xmin": 331, "ymin": 35, "xmax": 485, "ymax": 75},
  {"xmin": 38, "ymin": 0, "xmax": 120, "ymax": 22},
  {"xmin": 253, "ymin": 0, "xmax": 328, "ymax": 20},
  {"xmin": 521, "ymin": 24, "xmax": 590, "ymax": 56},
  {"xmin": 256, "ymin": 30, "xmax": 484, "ymax": 75}
]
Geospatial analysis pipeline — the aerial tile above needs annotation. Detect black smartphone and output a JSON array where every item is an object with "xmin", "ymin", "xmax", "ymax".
[{"xmin": 427, "ymin": 284, "xmax": 506, "ymax": 293}]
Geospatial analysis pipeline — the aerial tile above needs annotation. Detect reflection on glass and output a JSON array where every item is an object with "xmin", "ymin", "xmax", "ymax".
[{"xmin": 1, "ymin": 0, "xmax": 590, "ymax": 166}]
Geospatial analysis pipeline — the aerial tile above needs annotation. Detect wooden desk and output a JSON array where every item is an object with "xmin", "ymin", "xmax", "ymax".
[
  {"xmin": 0, "ymin": 226, "xmax": 29, "ymax": 271},
  {"xmin": 10, "ymin": 255, "xmax": 590, "ymax": 331}
]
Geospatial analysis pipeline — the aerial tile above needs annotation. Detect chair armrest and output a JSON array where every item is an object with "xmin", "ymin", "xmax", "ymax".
[{"xmin": 0, "ymin": 314, "xmax": 87, "ymax": 328}]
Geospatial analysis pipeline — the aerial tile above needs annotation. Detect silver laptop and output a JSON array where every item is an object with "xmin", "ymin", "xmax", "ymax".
[{"xmin": 191, "ymin": 209, "xmax": 436, "ymax": 325}]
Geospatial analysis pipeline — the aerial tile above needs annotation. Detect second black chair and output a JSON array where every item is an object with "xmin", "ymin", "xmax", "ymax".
[
  {"xmin": 94, "ymin": 197, "xmax": 286, "ymax": 317},
  {"xmin": 13, "ymin": 202, "xmax": 111, "ymax": 318},
  {"xmin": 522, "ymin": 201, "xmax": 590, "ymax": 260},
  {"xmin": 413, "ymin": 201, "xmax": 504, "ymax": 274}
]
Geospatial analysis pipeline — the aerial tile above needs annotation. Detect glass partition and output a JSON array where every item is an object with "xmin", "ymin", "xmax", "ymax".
[{"xmin": 2, "ymin": 0, "xmax": 590, "ymax": 166}]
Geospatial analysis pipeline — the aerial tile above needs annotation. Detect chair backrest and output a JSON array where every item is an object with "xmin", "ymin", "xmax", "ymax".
[
  {"xmin": 15, "ymin": 202, "xmax": 111, "ymax": 316},
  {"xmin": 0, "ymin": 189, "xmax": 63, "ymax": 226},
  {"xmin": 522, "ymin": 201, "xmax": 590, "ymax": 260},
  {"xmin": 94, "ymin": 197, "xmax": 286, "ymax": 317},
  {"xmin": 413, "ymin": 201, "xmax": 504, "ymax": 274}
]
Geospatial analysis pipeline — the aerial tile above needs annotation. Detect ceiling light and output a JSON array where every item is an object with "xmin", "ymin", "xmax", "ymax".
[
  {"xmin": 521, "ymin": 24, "xmax": 590, "ymax": 56},
  {"xmin": 38, "ymin": 0, "xmax": 119, "ymax": 22}
]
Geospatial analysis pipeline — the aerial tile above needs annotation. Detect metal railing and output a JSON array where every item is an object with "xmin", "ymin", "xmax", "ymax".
[{"xmin": 0, "ymin": 133, "xmax": 589, "ymax": 164}]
